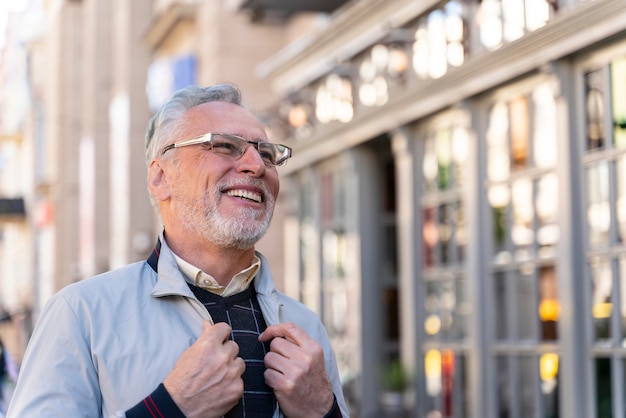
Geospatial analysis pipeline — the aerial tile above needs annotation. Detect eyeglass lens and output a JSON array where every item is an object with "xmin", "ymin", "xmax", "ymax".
[{"xmin": 213, "ymin": 134, "xmax": 290, "ymax": 166}]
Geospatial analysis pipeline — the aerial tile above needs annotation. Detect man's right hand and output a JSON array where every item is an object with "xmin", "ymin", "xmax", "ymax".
[{"xmin": 163, "ymin": 321, "xmax": 245, "ymax": 418}]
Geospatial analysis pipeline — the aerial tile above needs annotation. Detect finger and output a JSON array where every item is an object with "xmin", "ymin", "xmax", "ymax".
[
  {"xmin": 263, "ymin": 366, "xmax": 285, "ymax": 389},
  {"xmin": 267, "ymin": 335, "xmax": 301, "ymax": 359},
  {"xmin": 202, "ymin": 321, "xmax": 232, "ymax": 343},
  {"xmin": 258, "ymin": 322, "xmax": 309, "ymax": 345},
  {"xmin": 264, "ymin": 349, "xmax": 290, "ymax": 370},
  {"xmin": 224, "ymin": 339, "xmax": 241, "ymax": 360},
  {"xmin": 234, "ymin": 356, "xmax": 246, "ymax": 376}
]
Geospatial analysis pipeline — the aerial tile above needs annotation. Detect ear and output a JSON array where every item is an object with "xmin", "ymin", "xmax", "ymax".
[{"xmin": 148, "ymin": 159, "xmax": 172, "ymax": 202}]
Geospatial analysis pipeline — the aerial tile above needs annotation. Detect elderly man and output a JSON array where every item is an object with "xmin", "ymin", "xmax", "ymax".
[{"xmin": 8, "ymin": 84, "xmax": 348, "ymax": 417}]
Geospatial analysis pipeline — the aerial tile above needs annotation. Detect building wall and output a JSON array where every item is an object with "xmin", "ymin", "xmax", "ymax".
[{"xmin": 109, "ymin": 0, "xmax": 155, "ymax": 268}]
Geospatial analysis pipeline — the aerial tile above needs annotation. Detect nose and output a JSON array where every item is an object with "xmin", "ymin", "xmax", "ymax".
[{"xmin": 236, "ymin": 144, "xmax": 266, "ymax": 176}]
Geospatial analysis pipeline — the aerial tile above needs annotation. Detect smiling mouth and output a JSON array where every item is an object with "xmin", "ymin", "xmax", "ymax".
[{"xmin": 226, "ymin": 189, "xmax": 262, "ymax": 203}]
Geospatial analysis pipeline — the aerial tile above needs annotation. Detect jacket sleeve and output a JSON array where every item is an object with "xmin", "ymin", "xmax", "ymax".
[
  {"xmin": 321, "ymin": 327, "xmax": 350, "ymax": 418},
  {"xmin": 6, "ymin": 294, "xmax": 102, "ymax": 417}
]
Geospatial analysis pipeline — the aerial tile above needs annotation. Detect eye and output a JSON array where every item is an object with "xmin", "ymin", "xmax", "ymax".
[
  {"xmin": 211, "ymin": 135, "xmax": 242, "ymax": 154},
  {"xmin": 259, "ymin": 150, "xmax": 274, "ymax": 163}
]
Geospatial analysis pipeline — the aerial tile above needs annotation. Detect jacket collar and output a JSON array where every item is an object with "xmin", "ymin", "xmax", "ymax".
[
  {"xmin": 147, "ymin": 234, "xmax": 196, "ymax": 298},
  {"xmin": 146, "ymin": 233, "xmax": 280, "ymax": 302}
]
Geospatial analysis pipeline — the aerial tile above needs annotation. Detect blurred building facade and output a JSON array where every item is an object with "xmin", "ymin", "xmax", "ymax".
[
  {"xmin": 254, "ymin": 0, "xmax": 626, "ymax": 417},
  {"xmin": 0, "ymin": 0, "xmax": 327, "ymax": 384},
  {"xmin": 0, "ymin": 0, "xmax": 625, "ymax": 417}
]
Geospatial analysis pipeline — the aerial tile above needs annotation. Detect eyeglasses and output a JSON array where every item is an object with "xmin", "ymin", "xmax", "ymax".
[{"xmin": 161, "ymin": 132, "xmax": 292, "ymax": 167}]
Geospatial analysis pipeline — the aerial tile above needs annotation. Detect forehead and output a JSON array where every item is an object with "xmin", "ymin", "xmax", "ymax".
[{"xmin": 181, "ymin": 101, "xmax": 267, "ymax": 138}]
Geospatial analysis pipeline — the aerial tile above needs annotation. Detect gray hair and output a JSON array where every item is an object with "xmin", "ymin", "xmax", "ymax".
[{"xmin": 144, "ymin": 83, "xmax": 244, "ymax": 165}]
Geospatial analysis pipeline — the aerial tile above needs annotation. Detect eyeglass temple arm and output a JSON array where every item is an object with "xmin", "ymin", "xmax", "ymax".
[{"xmin": 162, "ymin": 134, "xmax": 212, "ymax": 154}]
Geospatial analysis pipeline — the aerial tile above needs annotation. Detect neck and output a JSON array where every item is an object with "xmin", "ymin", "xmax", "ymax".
[{"xmin": 164, "ymin": 230, "xmax": 256, "ymax": 287}]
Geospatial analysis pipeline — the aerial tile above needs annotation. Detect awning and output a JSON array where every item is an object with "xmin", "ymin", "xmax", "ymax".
[
  {"xmin": 0, "ymin": 198, "xmax": 26, "ymax": 217},
  {"xmin": 240, "ymin": 0, "xmax": 349, "ymax": 17}
]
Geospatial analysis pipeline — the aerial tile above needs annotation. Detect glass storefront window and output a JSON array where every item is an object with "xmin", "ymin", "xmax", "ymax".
[
  {"xmin": 520, "ymin": 356, "xmax": 537, "ymax": 418},
  {"xmin": 584, "ymin": 57, "xmax": 625, "ymax": 151},
  {"xmin": 322, "ymin": 229, "xmax": 347, "ymax": 280},
  {"xmin": 424, "ymin": 278, "xmax": 469, "ymax": 342},
  {"xmin": 517, "ymin": 266, "xmax": 535, "ymax": 340},
  {"xmin": 448, "ymin": 279, "xmax": 467, "ymax": 341},
  {"xmin": 490, "ymin": 191, "xmax": 510, "ymax": 262},
  {"xmin": 510, "ymin": 95, "xmax": 530, "ymax": 169},
  {"xmin": 454, "ymin": 278, "xmax": 468, "ymax": 340},
  {"xmin": 619, "ymin": 256, "xmax": 626, "ymax": 346},
  {"xmin": 425, "ymin": 281, "xmax": 441, "ymax": 340},
  {"xmin": 533, "ymin": 83, "xmax": 558, "ymax": 168},
  {"xmin": 315, "ymin": 74, "xmax": 354, "ymax": 124},
  {"xmin": 616, "ymin": 156, "xmax": 626, "ymax": 243},
  {"xmin": 478, "ymin": 0, "xmax": 503, "ymax": 50},
  {"xmin": 487, "ymin": 101, "xmax": 511, "ymax": 181},
  {"xmin": 424, "ymin": 279, "xmax": 467, "ymax": 341},
  {"xmin": 436, "ymin": 128, "xmax": 453, "ymax": 190},
  {"xmin": 420, "ymin": 111, "xmax": 471, "ymax": 417},
  {"xmin": 586, "ymin": 162, "xmax": 611, "ymax": 247},
  {"xmin": 487, "ymin": 79, "xmax": 561, "ymax": 417},
  {"xmin": 612, "ymin": 57, "xmax": 626, "ymax": 147},
  {"xmin": 412, "ymin": 1, "xmax": 466, "ymax": 80},
  {"xmin": 478, "ymin": 0, "xmax": 554, "ymax": 51},
  {"xmin": 585, "ymin": 68, "xmax": 606, "ymax": 150},
  {"xmin": 583, "ymin": 55, "xmax": 626, "ymax": 417},
  {"xmin": 439, "ymin": 204, "xmax": 454, "ymax": 265},
  {"xmin": 495, "ymin": 356, "xmax": 547, "ymax": 418},
  {"xmin": 423, "ymin": 206, "xmax": 438, "ymax": 268},
  {"xmin": 488, "ymin": 83, "xmax": 559, "ymax": 263},
  {"xmin": 422, "ymin": 123, "xmax": 469, "ymax": 269},
  {"xmin": 494, "ymin": 272, "xmax": 509, "ymax": 340},
  {"xmin": 424, "ymin": 125, "xmax": 470, "ymax": 193},
  {"xmin": 495, "ymin": 356, "xmax": 511, "ymax": 417},
  {"xmin": 299, "ymin": 176, "xmax": 319, "ymax": 313},
  {"xmin": 590, "ymin": 257, "xmax": 613, "ymax": 342},
  {"xmin": 511, "ymin": 178, "xmax": 534, "ymax": 257},
  {"xmin": 540, "ymin": 353, "xmax": 560, "ymax": 418},
  {"xmin": 300, "ymin": 222, "xmax": 319, "ymax": 312},
  {"xmin": 357, "ymin": 43, "xmax": 408, "ymax": 108},
  {"xmin": 536, "ymin": 174, "xmax": 559, "ymax": 258},
  {"xmin": 502, "ymin": 0, "xmax": 525, "ymax": 42},
  {"xmin": 524, "ymin": 0, "xmax": 551, "ymax": 31},
  {"xmin": 539, "ymin": 266, "xmax": 559, "ymax": 341},
  {"xmin": 595, "ymin": 358, "xmax": 612, "ymax": 418},
  {"xmin": 424, "ymin": 349, "xmax": 469, "ymax": 418},
  {"xmin": 422, "ymin": 202, "xmax": 467, "ymax": 269}
]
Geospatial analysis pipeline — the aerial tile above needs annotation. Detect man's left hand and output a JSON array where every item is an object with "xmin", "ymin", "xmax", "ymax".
[{"xmin": 259, "ymin": 322, "xmax": 334, "ymax": 418}]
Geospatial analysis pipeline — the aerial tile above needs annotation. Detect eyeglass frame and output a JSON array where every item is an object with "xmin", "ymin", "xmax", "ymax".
[{"xmin": 161, "ymin": 132, "xmax": 293, "ymax": 167}]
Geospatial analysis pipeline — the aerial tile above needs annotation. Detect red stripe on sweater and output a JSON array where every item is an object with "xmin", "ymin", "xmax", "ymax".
[
  {"xmin": 142, "ymin": 398, "xmax": 157, "ymax": 418},
  {"xmin": 147, "ymin": 395, "xmax": 164, "ymax": 418}
]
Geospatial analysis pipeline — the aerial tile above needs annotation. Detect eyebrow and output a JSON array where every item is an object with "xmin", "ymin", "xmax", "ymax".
[{"xmin": 229, "ymin": 133, "xmax": 268, "ymax": 143}]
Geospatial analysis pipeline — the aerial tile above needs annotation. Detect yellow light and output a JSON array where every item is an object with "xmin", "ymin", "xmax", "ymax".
[
  {"xmin": 425, "ymin": 349, "xmax": 442, "ymax": 377},
  {"xmin": 388, "ymin": 48, "xmax": 408, "ymax": 76},
  {"xmin": 288, "ymin": 105, "xmax": 307, "ymax": 128},
  {"xmin": 424, "ymin": 314, "xmax": 441, "ymax": 335},
  {"xmin": 540, "ymin": 353, "xmax": 559, "ymax": 382},
  {"xmin": 538, "ymin": 299, "xmax": 560, "ymax": 322},
  {"xmin": 425, "ymin": 349, "xmax": 442, "ymax": 396},
  {"xmin": 592, "ymin": 302, "xmax": 612, "ymax": 319}
]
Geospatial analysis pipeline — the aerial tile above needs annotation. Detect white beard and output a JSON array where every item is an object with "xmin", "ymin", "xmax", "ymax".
[{"xmin": 173, "ymin": 178, "xmax": 275, "ymax": 250}]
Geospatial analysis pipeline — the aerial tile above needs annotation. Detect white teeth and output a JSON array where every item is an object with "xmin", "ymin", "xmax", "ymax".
[{"xmin": 226, "ymin": 189, "xmax": 262, "ymax": 203}]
